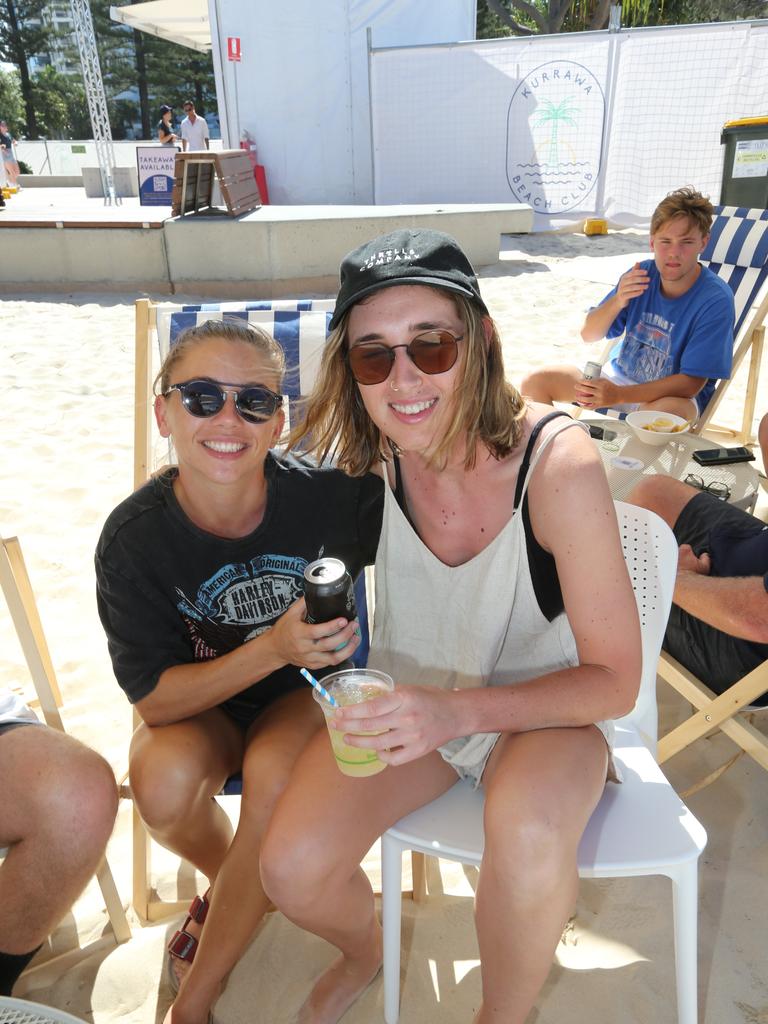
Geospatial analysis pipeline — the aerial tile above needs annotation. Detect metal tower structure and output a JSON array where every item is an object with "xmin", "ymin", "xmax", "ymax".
[{"xmin": 69, "ymin": 0, "xmax": 119, "ymax": 204}]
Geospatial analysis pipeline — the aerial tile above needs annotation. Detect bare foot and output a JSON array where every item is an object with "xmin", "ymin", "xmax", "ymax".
[
  {"xmin": 296, "ymin": 931, "xmax": 383, "ymax": 1024},
  {"xmin": 164, "ymin": 960, "xmax": 222, "ymax": 1024},
  {"xmin": 162, "ymin": 990, "xmax": 212, "ymax": 1024}
]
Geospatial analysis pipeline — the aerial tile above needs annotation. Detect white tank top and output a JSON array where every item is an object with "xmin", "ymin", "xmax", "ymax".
[{"xmin": 367, "ymin": 418, "xmax": 614, "ymax": 783}]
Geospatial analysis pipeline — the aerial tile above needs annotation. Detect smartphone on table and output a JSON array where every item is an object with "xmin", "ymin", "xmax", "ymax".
[
  {"xmin": 588, "ymin": 424, "xmax": 617, "ymax": 442},
  {"xmin": 691, "ymin": 446, "xmax": 755, "ymax": 467}
]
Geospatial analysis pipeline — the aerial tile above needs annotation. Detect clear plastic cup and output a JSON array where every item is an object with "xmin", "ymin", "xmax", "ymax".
[{"xmin": 312, "ymin": 668, "xmax": 394, "ymax": 777}]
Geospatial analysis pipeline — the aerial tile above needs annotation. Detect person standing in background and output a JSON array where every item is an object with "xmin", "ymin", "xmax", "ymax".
[
  {"xmin": 157, "ymin": 105, "xmax": 178, "ymax": 146},
  {"xmin": 0, "ymin": 121, "xmax": 20, "ymax": 188},
  {"xmin": 180, "ymin": 101, "xmax": 210, "ymax": 152}
]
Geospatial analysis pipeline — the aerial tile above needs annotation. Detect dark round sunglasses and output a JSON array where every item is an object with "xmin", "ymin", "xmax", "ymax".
[
  {"xmin": 163, "ymin": 378, "xmax": 283, "ymax": 422},
  {"xmin": 347, "ymin": 330, "xmax": 462, "ymax": 386}
]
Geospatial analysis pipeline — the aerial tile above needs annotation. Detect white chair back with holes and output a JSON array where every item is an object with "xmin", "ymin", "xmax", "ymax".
[{"xmin": 381, "ymin": 502, "xmax": 707, "ymax": 1024}]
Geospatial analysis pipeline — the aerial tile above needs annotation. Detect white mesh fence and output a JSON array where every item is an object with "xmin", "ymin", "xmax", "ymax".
[{"xmin": 371, "ymin": 20, "xmax": 768, "ymax": 229}]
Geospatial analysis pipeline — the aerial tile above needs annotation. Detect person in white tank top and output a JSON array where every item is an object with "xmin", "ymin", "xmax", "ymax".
[{"xmin": 261, "ymin": 229, "xmax": 642, "ymax": 1024}]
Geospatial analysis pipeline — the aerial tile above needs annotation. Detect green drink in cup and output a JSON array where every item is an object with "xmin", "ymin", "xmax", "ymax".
[{"xmin": 312, "ymin": 668, "xmax": 394, "ymax": 777}]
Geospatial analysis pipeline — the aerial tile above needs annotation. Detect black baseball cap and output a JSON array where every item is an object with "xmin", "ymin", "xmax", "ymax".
[
  {"xmin": 160, "ymin": 104, "xmax": 172, "ymax": 114},
  {"xmin": 329, "ymin": 228, "xmax": 488, "ymax": 330}
]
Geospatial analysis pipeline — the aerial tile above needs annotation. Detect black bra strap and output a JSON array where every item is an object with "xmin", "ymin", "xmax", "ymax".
[{"xmin": 513, "ymin": 411, "xmax": 573, "ymax": 510}]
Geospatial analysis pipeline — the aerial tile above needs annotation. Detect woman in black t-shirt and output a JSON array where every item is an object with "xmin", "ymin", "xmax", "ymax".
[{"xmin": 96, "ymin": 319, "xmax": 382, "ymax": 1024}]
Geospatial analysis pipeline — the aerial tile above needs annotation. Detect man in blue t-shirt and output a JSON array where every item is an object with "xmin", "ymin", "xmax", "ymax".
[{"xmin": 522, "ymin": 187, "xmax": 735, "ymax": 421}]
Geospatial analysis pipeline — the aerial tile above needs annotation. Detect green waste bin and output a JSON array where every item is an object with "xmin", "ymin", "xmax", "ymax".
[{"xmin": 719, "ymin": 116, "xmax": 768, "ymax": 208}]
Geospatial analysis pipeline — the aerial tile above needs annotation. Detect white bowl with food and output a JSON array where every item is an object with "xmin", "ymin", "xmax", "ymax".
[{"xmin": 625, "ymin": 410, "xmax": 691, "ymax": 447}]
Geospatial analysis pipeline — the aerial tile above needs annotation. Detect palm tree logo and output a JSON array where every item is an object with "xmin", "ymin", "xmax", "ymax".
[{"xmin": 533, "ymin": 98, "xmax": 579, "ymax": 166}]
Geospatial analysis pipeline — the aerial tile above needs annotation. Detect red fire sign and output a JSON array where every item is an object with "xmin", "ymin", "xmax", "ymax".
[{"xmin": 227, "ymin": 37, "xmax": 241, "ymax": 62}]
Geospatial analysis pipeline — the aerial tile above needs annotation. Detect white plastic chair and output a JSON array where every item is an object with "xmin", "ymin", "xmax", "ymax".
[
  {"xmin": 381, "ymin": 502, "xmax": 707, "ymax": 1024},
  {"xmin": 0, "ymin": 996, "xmax": 87, "ymax": 1024}
]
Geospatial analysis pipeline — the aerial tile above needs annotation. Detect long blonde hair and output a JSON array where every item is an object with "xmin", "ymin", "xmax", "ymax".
[{"xmin": 288, "ymin": 290, "xmax": 526, "ymax": 474}]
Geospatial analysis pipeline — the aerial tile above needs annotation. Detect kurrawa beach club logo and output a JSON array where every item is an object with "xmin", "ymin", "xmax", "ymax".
[{"xmin": 506, "ymin": 60, "xmax": 605, "ymax": 213}]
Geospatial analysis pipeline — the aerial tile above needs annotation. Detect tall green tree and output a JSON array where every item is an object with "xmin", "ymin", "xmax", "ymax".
[
  {"xmin": 0, "ymin": 0, "xmax": 53, "ymax": 137},
  {"xmin": 478, "ymin": 0, "xmax": 767, "ymax": 35},
  {"xmin": 31, "ymin": 64, "xmax": 89, "ymax": 138},
  {"xmin": 83, "ymin": 0, "xmax": 216, "ymax": 138},
  {"xmin": 658, "ymin": 0, "xmax": 766, "ymax": 22},
  {"xmin": 0, "ymin": 65, "xmax": 24, "ymax": 131}
]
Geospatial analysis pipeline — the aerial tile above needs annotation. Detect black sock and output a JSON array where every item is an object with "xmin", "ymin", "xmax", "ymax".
[{"xmin": 0, "ymin": 945, "xmax": 43, "ymax": 995}]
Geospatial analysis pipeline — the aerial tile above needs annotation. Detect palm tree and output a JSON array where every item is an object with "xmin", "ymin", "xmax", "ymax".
[{"xmin": 533, "ymin": 98, "xmax": 578, "ymax": 165}]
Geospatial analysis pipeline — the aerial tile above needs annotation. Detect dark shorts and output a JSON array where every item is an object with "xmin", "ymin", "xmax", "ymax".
[
  {"xmin": 667, "ymin": 491, "xmax": 768, "ymax": 702},
  {"xmin": 218, "ymin": 675, "xmax": 307, "ymax": 729}
]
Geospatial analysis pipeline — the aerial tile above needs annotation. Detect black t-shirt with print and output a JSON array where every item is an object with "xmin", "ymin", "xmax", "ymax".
[{"xmin": 96, "ymin": 451, "xmax": 383, "ymax": 720}]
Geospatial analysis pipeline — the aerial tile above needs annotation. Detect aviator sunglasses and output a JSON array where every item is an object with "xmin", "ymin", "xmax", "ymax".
[
  {"xmin": 163, "ymin": 378, "xmax": 283, "ymax": 422},
  {"xmin": 347, "ymin": 330, "xmax": 463, "ymax": 385}
]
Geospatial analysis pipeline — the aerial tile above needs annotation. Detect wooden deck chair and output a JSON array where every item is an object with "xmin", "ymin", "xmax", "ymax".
[
  {"xmin": 590, "ymin": 206, "xmax": 768, "ymax": 441},
  {"xmin": 691, "ymin": 205, "xmax": 768, "ymax": 442},
  {"xmin": 656, "ymin": 650, "xmax": 768, "ymax": 797},
  {"xmin": 130, "ymin": 297, "xmax": 376, "ymax": 921},
  {"xmin": 0, "ymin": 534, "xmax": 132, "ymax": 950}
]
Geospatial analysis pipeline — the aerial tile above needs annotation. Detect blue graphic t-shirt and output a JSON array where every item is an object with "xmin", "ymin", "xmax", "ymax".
[
  {"xmin": 96, "ymin": 452, "xmax": 383, "ymax": 722},
  {"xmin": 603, "ymin": 261, "xmax": 734, "ymax": 413}
]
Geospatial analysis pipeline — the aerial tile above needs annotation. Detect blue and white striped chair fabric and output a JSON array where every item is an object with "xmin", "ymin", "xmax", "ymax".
[
  {"xmin": 594, "ymin": 206, "xmax": 768, "ymax": 427},
  {"xmin": 700, "ymin": 206, "xmax": 768, "ymax": 336},
  {"xmin": 155, "ymin": 299, "xmax": 369, "ymax": 677},
  {"xmin": 158, "ymin": 299, "xmax": 335, "ymax": 430}
]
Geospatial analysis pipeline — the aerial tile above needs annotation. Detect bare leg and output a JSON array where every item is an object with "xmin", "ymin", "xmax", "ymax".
[
  {"xmin": 638, "ymin": 396, "xmax": 698, "ymax": 420},
  {"xmin": 626, "ymin": 474, "xmax": 697, "ymax": 530},
  {"xmin": 130, "ymin": 706, "xmax": 243, "ymax": 1006},
  {"xmin": 520, "ymin": 365, "xmax": 583, "ymax": 405},
  {"xmin": 472, "ymin": 726, "xmax": 608, "ymax": 1024},
  {"xmin": 129, "ymin": 707, "xmax": 243, "ymax": 881},
  {"xmin": 0, "ymin": 725, "xmax": 117, "ymax": 953},
  {"xmin": 168, "ymin": 689, "xmax": 323, "ymax": 1024},
  {"xmin": 261, "ymin": 731, "xmax": 456, "ymax": 1024}
]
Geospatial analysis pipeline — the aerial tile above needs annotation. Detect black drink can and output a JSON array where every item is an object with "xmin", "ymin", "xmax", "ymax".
[{"xmin": 303, "ymin": 558, "xmax": 357, "ymax": 624}]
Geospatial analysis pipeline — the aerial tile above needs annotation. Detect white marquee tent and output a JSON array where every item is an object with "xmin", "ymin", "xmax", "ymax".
[
  {"xmin": 111, "ymin": 0, "xmax": 478, "ymax": 204},
  {"xmin": 110, "ymin": 0, "xmax": 210, "ymax": 52}
]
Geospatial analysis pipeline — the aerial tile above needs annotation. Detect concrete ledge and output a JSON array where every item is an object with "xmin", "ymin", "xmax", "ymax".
[
  {"xmin": 166, "ymin": 203, "xmax": 533, "ymax": 291},
  {"xmin": 0, "ymin": 228, "xmax": 169, "ymax": 289},
  {"xmin": 0, "ymin": 202, "xmax": 532, "ymax": 292},
  {"xmin": 82, "ymin": 166, "xmax": 139, "ymax": 198},
  {"xmin": 18, "ymin": 175, "xmax": 83, "ymax": 188}
]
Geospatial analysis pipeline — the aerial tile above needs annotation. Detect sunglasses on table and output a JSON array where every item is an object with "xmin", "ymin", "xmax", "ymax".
[
  {"xmin": 347, "ymin": 330, "xmax": 463, "ymax": 385},
  {"xmin": 163, "ymin": 379, "xmax": 283, "ymax": 422},
  {"xmin": 684, "ymin": 473, "xmax": 731, "ymax": 501}
]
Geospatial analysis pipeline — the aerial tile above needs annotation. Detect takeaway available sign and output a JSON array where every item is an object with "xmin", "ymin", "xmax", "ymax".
[
  {"xmin": 506, "ymin": 61, "xmax": 605, "ymax": 213},
  {"xmin": 136, "ymin": 145, "xmax": 178, "ymax": 206}
]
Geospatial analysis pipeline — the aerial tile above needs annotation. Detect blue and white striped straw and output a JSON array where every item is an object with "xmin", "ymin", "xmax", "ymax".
[{"xmin": 300, "ymin": 667, "xmax": 339, "ymax": 707}]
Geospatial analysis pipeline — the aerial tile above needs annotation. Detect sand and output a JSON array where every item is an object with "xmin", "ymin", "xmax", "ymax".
[{"xmin": 1, "ymin": 226, "xmax": 767, "ymax": 1024}]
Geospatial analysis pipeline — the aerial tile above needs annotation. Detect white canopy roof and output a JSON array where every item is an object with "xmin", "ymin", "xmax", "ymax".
[{"xmin": 110, "ymin": 0, "xmax": 210, "ymax": 52}]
